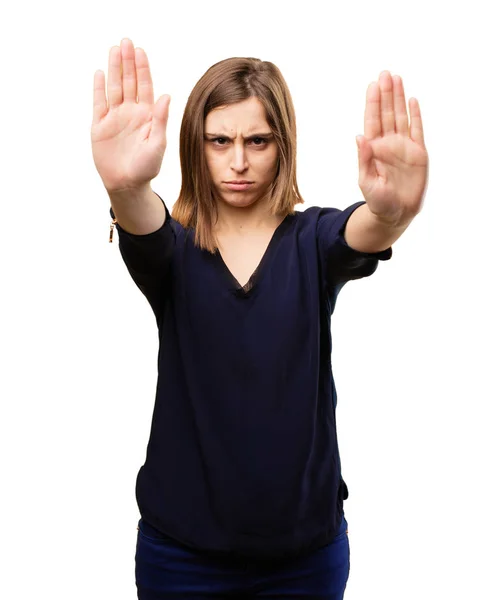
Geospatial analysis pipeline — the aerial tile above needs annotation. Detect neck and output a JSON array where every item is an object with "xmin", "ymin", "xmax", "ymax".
[{"xmin": 214, "ymin": 198, "xmax": 282, "ymax": 236}]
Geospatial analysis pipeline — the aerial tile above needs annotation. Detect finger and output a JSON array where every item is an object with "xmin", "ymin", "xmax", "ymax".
[
  {"xmin": 120, "ymin": 38, "xmax": 137, "ymax": 102},
  {"xmin": 379, "ymin": 71, "xmax": 395, "ymax": 134},
  {"xmin": 135, "ymin": 47, "xmax": 154, "ymax": 105},
  {"xmin": 409, "ymin": 98, "xmax": 425, "ymax": 147},
  {"xmin": 93, "ymin": 70, "xmax": 107, "ymax": 124},
  {"xmin": 393, "ymin": 75, "xmax": 409, "ymax": 135},
  {"xmin": 364, "ymin": 82, "xmax": 381, "ymax": 140},
  {"xmin": 356, "ymin": 135, "xmax": 375, "ymax": 184},
  {"xmin": 107, "ymin": 45, "xmax": 122, "ymax": 107}
]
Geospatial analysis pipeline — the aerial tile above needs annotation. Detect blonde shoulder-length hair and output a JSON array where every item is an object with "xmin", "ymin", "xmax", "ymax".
[{"xmin": 171, "ymin": 57, "xmax": 304, "ymax": 253}]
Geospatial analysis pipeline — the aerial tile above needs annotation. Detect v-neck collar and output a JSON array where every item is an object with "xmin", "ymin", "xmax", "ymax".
[{"xmin": 212, "ymin": 212, "xmax": 296, "ymax": 298}]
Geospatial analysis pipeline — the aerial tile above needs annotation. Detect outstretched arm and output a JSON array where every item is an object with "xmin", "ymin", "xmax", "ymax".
[
  {"xmin": 344, "ymin": 71, "xmax": 429, "ymax": 253},
  {"xmin": 91, "ymin": 38, "xmax": 170, "ymax": 235}
]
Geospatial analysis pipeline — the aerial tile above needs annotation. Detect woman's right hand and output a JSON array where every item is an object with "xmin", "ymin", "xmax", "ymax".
[{"xmin": 91, "ymin": 38, "xmax": 170, "ymax": 193}]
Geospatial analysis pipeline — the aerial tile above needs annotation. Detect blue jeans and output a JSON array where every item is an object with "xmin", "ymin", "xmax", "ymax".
[{"xmin": 135, "ymin": 515, "xmax": 350, "ymax": 599}]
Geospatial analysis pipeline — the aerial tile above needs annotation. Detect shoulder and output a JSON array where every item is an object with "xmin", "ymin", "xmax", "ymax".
[
  {"xmin": 291, "ymin": 204, "xmax": 344, "ymax": 235},
  {"xmin": 297, "ymin": 202, "xmax": 365, "ymax": 221},
  {"xmin": 295, "ymin": 202, "xmax": 367, "ymax": 236}
]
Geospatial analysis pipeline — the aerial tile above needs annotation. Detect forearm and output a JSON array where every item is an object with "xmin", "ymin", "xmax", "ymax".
[
  {"xmin": 109, "ymin": 184, "xmax": 166, "ymax": 236},
  {"xmin": 343, "ymin": 203, "xmax": 413, "ymax": 253}
]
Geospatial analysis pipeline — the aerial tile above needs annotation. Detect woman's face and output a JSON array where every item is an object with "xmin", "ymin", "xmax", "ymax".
[{"xmin": 204, "ymin": 97, "xmax": 279, "ymax": 210}]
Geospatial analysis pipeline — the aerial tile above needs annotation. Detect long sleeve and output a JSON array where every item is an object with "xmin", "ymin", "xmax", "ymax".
[
  {"xmin": 317, "ymin": 201, "xmax": 392, "ymax": 287},
  {"xmin": 110, "ymin": 195, "xmax": 176, "ymax": 316}
]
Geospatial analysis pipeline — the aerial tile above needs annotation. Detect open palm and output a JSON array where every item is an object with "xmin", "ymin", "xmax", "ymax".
[
  {"xmin": 91, "ymin": 39, "xmax": 170, "ymax": 193},
  {"xmin": 356, "ymin": 71, "xmax": 429, "ymax": 225}
]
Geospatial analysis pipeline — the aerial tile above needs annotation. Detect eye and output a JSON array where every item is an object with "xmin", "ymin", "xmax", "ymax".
[
  {"xmin": 211, "ymin": 137, "xmax": 229, "ymax": 146},
  {"xmin": 249, "ymin": 137, "xmax": 268, "ymax": 146}
]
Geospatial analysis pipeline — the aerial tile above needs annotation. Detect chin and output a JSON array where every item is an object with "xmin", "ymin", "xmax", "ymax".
[
  {"xmin": 220, "ymin": 192, "xmax": 270, "ymax": 208},
  {"xmin": 220, "ymin": 192, "xmax": 259, "ymax": 208}
]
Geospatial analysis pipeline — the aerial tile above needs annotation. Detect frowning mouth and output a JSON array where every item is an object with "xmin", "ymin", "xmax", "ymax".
[
  {"xmin": 224, "ymin": 181, "xmax": 254, "ymax": 190},
  {"xmin": 225, "ymin": 180, "xmax": 253, "ymax": 184}
]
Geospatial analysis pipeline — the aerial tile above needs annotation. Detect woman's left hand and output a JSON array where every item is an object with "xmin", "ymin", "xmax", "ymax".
[{"xmin": 356, "ymin": 71, "xmax": 429, "ymax": 227}]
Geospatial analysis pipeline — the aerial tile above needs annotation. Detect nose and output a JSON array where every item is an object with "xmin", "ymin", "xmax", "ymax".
[{"xmin": 230, "ymin": 143, "xmax": 248, "ymax": 173}]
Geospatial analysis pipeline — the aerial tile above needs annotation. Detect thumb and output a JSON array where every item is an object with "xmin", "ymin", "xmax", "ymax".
[
  {"xmin": 356, "ymin": 135, "xmax": 373, "ymax": 182},
  {"xmin": 150, "ymin": 94, "xmax": 171, "ymax": 143},
  {"xmin": 355, "ymin": 135, "xmax": 362, "ymax": 152}
]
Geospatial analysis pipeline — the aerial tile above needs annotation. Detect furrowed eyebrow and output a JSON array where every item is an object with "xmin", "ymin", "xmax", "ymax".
[{"xmin": 204, "ymin": 132, "xmax": 274, "ymax": 140}]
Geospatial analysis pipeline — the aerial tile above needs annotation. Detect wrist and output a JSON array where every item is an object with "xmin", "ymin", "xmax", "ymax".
[
  {"xmin": 366, "ymin": 205, "xmax": 415, "ymax": 231},
  {"xmin": 107, "ymin": 182, "xmax": 153, "ymax": 203}
]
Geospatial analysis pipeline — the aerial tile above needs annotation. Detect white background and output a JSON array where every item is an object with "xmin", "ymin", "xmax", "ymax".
[{"xmin": 1, "ymin": 0, "xmax": 479, "ymax": 598}]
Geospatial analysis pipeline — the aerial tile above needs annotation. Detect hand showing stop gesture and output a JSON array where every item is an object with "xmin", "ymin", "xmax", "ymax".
[{"xmin": 91, "ymin": 38, "xmax": 170, "ymax": 194}]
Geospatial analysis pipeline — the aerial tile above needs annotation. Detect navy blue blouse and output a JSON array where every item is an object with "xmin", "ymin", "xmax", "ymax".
[{"xmin": 110, "ymin": 197, "xmax": 392, "ymax": 560}]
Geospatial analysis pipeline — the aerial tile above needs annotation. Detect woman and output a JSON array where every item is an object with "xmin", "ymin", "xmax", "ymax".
[{"xmin": 91, "ymin": 38, "xmax": 428, "ymax": 599}]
